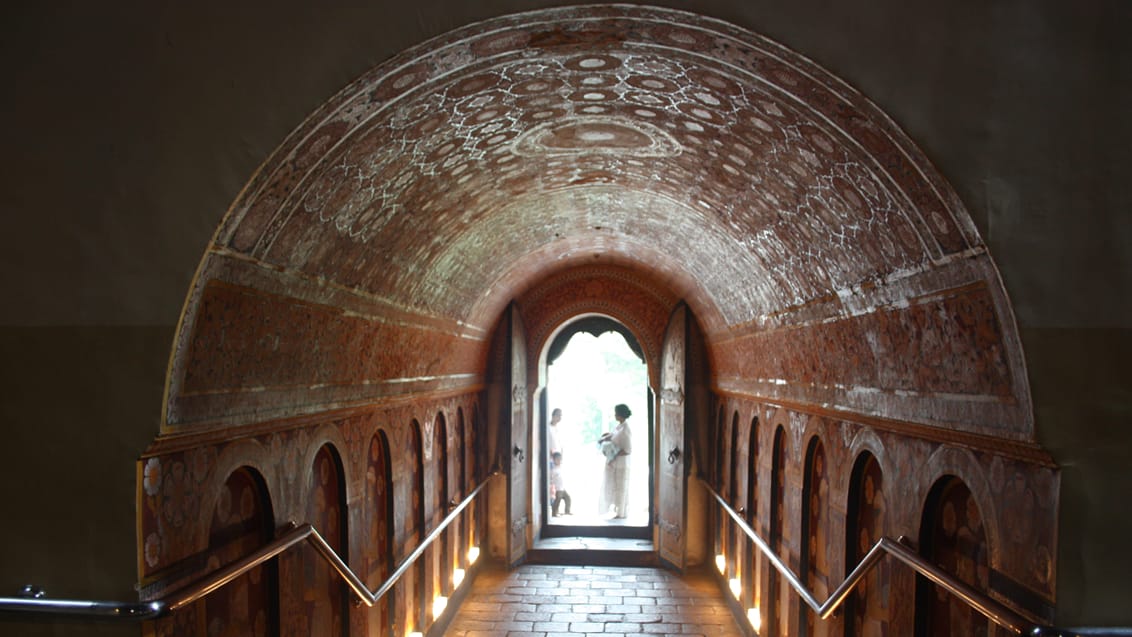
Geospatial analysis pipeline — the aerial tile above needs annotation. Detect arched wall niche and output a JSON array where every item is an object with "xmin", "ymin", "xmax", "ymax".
[
  {"xmin": 365, "ymin": 430, "xmax": 394, "ymax": 636},
  {"xmin": 405, "ymin": 418, "xmax": 426, "ymax": 634},
  {"xmin": 768, "ymin": 424, "xmax": 789, "ymax": 637},
  {"xmin": 916, "ymin": 475, "xmax": 995, "ymax": 636},
  {"xmin": 427, "ymin": 411, "xmax": 450, "ymax": 603},
  {"xmin": 846, "ymin": 451, "xmax": 889, "ymax": 637},
  {"xmin": 302, "ymin": 444, "xmax": 349, "ymax": 637}
]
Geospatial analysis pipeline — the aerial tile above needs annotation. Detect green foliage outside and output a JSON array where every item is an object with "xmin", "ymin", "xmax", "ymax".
[{"xmin": 548, "ymin": 331, "xmax": 646, "ymax": 444}]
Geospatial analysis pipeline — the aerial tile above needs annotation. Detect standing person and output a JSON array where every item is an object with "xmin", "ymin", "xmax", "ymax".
[
  {"xmin": 548, "ymin": 407, "xmax": 566, "ymax": 519},
  {"xmin": 598, "ymin": 403, "xmax": 633, "ymax": 519},
  {"xmin": 549, "ymin": 451, "xmax": 571, "ymax": 516},
  {"xmin": 547, "ymin": 408, "xmax": 563, "ymax": 458}
]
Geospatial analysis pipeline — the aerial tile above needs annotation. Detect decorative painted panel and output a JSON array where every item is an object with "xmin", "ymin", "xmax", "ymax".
[
  {"xmin": 203, "ymin": 468, "xmax": 275, "ymax": 637},
  {"xmin": 918, "ymin": 477, "xmax": 998, "ymax": 637},
  {"xmin": 804, "ymin": 439, "xmax": 833, "ymax": 636},
  {"xmin": 847, "ymin": 453, "xmax": 889, "ymax": 637},
  {"xmin": 366, "ymin": 434, "xmax": 392, "ymax": 636},
  {"xmin": 292, "ymin": 445, "xmax": 345, "ymax": 637}
]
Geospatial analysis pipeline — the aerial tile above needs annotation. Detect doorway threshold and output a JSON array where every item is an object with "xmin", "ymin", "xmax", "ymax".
[
  {"xmin": 541, "ymin": 521, "xmax": 650, "ymax": 540},
  {"xmin": 527, "ymin": 535, "xmax": 657, "ymax": 567},
  {"xmin": 542, "ymin": 510, "xmax": 651, "ymax": 539}
]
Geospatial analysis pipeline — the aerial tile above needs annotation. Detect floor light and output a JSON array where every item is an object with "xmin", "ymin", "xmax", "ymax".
[
  {"xmin": 747, "ymin": 607, "xmax": 762, "ymax": 632},
  {"xmin": 467, "ymin": 546, "xmax": 480, "ymax": 564},
  {"xmin": 432, "ymin": 595, "xmax": 448, "ymax": 619},
  {"xmin": 453, "ymin": 567, "xmax": 466, "ymax": 588},
  {"xmin": 729, "ymin": 577, "xmax": 742, "ymax": 599},
  {"xmin": 715, "ymin": 553, "xmax": 727, "ymax": 574}
]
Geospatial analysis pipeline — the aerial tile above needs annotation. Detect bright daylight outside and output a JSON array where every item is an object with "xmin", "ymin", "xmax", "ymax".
[{"xmin": 545, "ymin": 329, "xmax": 649, "ymax": 527}]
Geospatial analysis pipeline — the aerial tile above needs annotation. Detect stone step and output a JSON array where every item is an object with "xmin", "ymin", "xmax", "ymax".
[{"xmin": 526, "ymin": 536, "xmax": 658, "ymax": 567}]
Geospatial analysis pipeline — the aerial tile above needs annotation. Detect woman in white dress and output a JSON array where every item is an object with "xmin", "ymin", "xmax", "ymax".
[{"xmin": 598, "ymin": 403, "xmax": 633, "ymax": 519}]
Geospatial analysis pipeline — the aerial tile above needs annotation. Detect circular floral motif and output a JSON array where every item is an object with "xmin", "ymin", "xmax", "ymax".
[
  {"xmin": 215, "ymin": 484, "xmax": 233, "ymax": 525},
  {"xmin": 144, "ymin": 532, "xmax": 162, "ymax": 568},
  {"xmin": 188, "ymin": 447, "xmax": 214, "ymax": 484},
  {"xmin": 161, "ymin": 461, "xmax": 198, "ymax": 528},
  {"xmin": 564, "ymin": 54, "xmax": 621, "ymax": 72},
  {"xmin": 143, "ymin": 458, "xmax": 162, "ymax": 497}
]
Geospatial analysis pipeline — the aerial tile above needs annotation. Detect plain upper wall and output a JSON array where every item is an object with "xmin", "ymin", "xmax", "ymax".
[{"xmin": 0, "ymin": 0, "xmax": 1128, "ymax": 629}]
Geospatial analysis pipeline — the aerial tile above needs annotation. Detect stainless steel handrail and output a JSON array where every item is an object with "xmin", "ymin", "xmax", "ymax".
[
  {"xmin": 701, "ymin": 478, "xmax": 1051, "ymax": 635},
  {"xmin": 0, "ymin": 472, "xmax": 498, "ymax": 621}
]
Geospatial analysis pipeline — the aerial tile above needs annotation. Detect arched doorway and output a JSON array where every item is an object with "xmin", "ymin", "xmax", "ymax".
[{"xmin": 539, "ymin": 315, "xmax": 651, "ymax": 538}]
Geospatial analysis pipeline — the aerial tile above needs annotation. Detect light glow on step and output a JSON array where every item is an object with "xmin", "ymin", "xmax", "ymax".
[{"xmin": 748, "ymin": 607, "xmax": 762, "ymax": 631}]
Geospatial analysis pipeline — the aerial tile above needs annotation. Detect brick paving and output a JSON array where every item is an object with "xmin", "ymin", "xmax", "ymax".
[{"xmin": 445, "ymin": 564, "xmax": 745, "ymax": 636}]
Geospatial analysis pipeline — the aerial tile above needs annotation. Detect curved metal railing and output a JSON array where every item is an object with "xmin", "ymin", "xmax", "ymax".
[
  {"xmin": 702, "ymin": 478, "xmax": 1054, "ymax": 634},
  {"xmin": 0, "ymin": 472, "xmax": 499, "ymax": 621}
]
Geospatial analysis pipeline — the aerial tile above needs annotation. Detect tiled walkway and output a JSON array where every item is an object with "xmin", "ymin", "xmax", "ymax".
[{"xmin": 445, "ymin": 564, "xmax": 745, "ymax": 636}]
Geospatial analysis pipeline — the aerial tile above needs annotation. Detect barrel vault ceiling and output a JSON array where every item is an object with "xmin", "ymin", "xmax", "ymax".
[{"xmin": 166, "ymin": 5, "xmax": 1033, "ymax": 442}]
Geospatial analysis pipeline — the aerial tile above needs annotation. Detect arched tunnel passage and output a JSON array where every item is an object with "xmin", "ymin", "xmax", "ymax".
[
  {"xmin": 137, "ymin": 5, "xmax": 1058, "ymax": 636},
  {"xmin": 164, "ymin": 4, "xmax": 1033, "ymax": 440}
]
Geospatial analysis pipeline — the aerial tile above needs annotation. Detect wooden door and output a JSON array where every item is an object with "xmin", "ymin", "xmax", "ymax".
[
  {"xmin": 658, "ymin": 303, "xmax": 688, "ymax": 568},
  {"xmin": 507, "ymin": 304, "xmax": 529, "ymax": 565}
]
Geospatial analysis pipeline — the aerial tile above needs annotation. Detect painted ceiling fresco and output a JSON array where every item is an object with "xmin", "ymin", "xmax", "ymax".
[
  {"xmin": 168, "ymin": 6, "xmax": 1030, "ymax": 438},
  {"xmin": 213, "ymin": 5, "xmax": 980, "ymax": 333}
]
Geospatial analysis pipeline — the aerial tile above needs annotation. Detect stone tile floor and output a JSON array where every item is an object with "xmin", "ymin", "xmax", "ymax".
[{"xmin": 445, "ymin": 564, "xmax": 745, "ymax": 636}]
